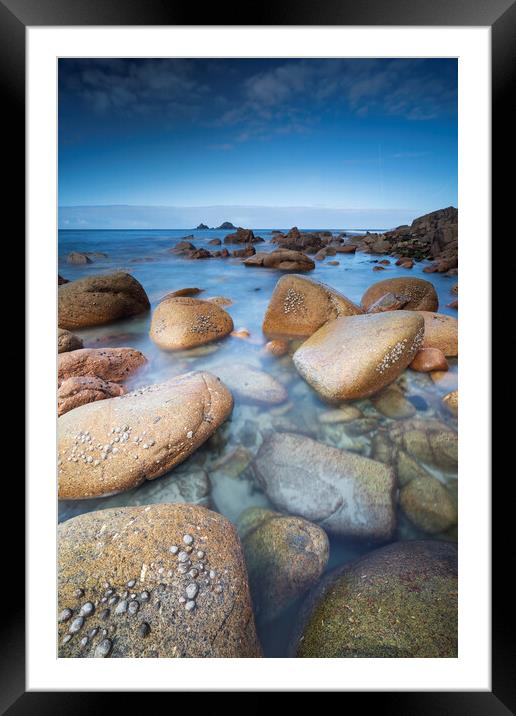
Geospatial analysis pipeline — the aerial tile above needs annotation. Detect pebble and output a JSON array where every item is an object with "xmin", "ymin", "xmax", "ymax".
[
  {"xmin": 80, "ymin": 636, "xmax": 89, "ymax": 647},
  {"xmin": 408, "ymin": 395, "xmax": 428, "ymax": 411},
  {"xmin": 79, "ymin": 602, "xmax": 95, "ymax": 617},
  {"xmin": 62, "ymin": 634, "xmax": 72, "ymax": 644},
  {"xmin": 185, "ymin": 600, "xmax": 196, "ymax": 612},
  {"xmin": 127, "ymin": 579, "xmax": 136, "ymax": 588},
  {"xmin": 69, "ymin": 616, "xmax": 84, "ymax": 634},
  {"xmin": 114, "ymin": 599, "xmax": 128, "ymax": 615},
  {"xmin": 138, "ymin": 622, "xmax": 151, "ymax": 637},
  {"xmin": 58, "ymin": 608, "xmax": 72, "ymax": 623},
  {"xmin": 196, "ymin": 550, "xmax": 205, "ymax": 559},
  {"xmin": 183, "ymin": 534, "xmax": 194, "ymax": 545},
  {"xmin": 74, "ymin": 588, "xmax": 84, "ymax": 598},
  {"xmin": 99, "ymin": 609, "xmax": 110, "ymax": 621},
  {"xmin": 94, "ymin": 638, "xmax": 112, "ymax": 658},
  {"xmin": 178, "ymin": 551, "xmax": 189, "ymax": 563},
  {"xmin": 140, "ymin": 591, "xmax": 150, "ymax": 602},
  {"xmin": 128, "ymin": 600, "xmax": 140, "ymax": 615},
  {"xmin": 170, "ymin": 545, "xmax": 179, "ymax": 554},
  {"xmin": 185, "ymin": 583, "xmax": 198, "ymax": 600},
  {"xmin": 89, "ymin": 628, "xmax": 99, "ymax": 638}
]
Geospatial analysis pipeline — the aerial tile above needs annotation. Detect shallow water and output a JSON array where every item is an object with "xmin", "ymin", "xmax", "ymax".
[{"xmin": 58, "ymin": 228, "xmax": 458, "ymax": 656}]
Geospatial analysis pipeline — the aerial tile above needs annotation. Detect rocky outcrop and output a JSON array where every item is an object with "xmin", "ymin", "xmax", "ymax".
[
  {"xmin": 57, "ymin": 371, "xmax": 233, "ymax": 499},
  {"xmin": 271, "ymin": 228, "xmax": 325, "ymax": 254},
  {"xmin": 57, "ymin": 504, "xmax": 261, "ymax": 657},
  {"xmin": 254, "ymin": 433, "xmax": 396, "ymax": 540},
  {"xmin": 290, "ymin": 540, "xmax": 457, "ymax": 657},
  {"xmin": 223, "ymin": 227, "xmax": 264, "ymax": 244},
  {"xmin": 353, "ymin": 207, "xmax": 458, "ymax": 269},
  {"xmin": 149, "ymin": 297, "xmax": 233, "ymax": 350},
  {"xmin": 58, "ymin": 272, "xmax": 150, "ymax": 330},
  {"xmin": 293, "ymin": 311, "xmax": 424, "ymax": 401},
  {"xmin": 67, "ymin": 252, "xmax": 92, "ymax": 265},
  {"xmin": 262, "ymin": 274, "xmax": 363, "ymax": 339}
]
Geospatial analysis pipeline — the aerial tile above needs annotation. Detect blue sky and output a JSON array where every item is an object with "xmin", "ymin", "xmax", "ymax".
[{"xmin": 58, "ymin": 58, "xmax": 457, "ymax": 229}]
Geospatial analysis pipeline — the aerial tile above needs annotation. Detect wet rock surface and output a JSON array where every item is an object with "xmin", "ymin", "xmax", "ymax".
[
  {"xmin": 58, "ymin": 371, "xmax": 233, "ymax": 499},
  {"xmin": 293, "ymin": 311, "xmax": 424, "ymax": 401},
  {"xmin": 149, "ymin": 297, "xmax": 233, "ymax": 350},
  {"xmin": 290, "ymin": 540, "xmax": 458, "ymax": 657},
  {"xmin": 58, "ymin": 504, "xmax": 261, "ymax": 657},
  {"xmin": 361, "ymin": 277, "xmax": 439, "ymax": 312},
  {"xmin": 237, "ymin": 507, "xmax": 329, "ymax": 623},
  {"xmin": 254, "ymin": 433, "xmax": 397, "ymax": 540},
  {"xmin": 59, "ymin": 272, "xmax": 150, "ymax": 330},
  {"xmin": 58, "ymin": 328, "xmax": 84, "ymax": 354},
  {"xmin": 263, "ymin": 274, "xmax": 363, "ymax": 339},
  {"xmin": 58, "ymin": 376, "xmax": 125, "ymax": 416},
  {"xmin": 58, "ymin": 347, "xmax": 147, "ymax": 386}
]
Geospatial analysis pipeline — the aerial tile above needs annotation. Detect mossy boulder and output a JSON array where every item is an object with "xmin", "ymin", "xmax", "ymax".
[
  {"xmin": 237, "ymin": 507, "xmax": 329, "ymax": 623},
  {"xmin": 290, "ymin": 540, "xmax": 457, "ymax": 657}
]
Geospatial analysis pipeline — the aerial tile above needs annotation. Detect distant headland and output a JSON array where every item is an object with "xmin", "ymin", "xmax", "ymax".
[{"xmin": 195, "ymin": 221, "xmax": 236, "ymax": 230}]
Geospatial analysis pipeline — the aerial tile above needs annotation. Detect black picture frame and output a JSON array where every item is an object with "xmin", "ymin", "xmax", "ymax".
[{"xmin": 8, "ymin": 0, "xmax": 511, "ymax": 707}]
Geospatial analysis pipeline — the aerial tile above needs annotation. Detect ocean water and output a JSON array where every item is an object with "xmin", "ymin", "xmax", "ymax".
[{"xmin": 58, "ymin": 228, "xmax": 458, "ymax": 657}]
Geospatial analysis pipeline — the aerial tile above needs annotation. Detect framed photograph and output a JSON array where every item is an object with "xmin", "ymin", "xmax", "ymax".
[{"xmin": 8, "ymin": 0, "xmax": 510, "ymax": 705}]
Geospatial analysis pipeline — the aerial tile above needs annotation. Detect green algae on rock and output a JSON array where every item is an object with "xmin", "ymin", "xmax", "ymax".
[
  {"xmin": 237, "ymin": 507, "xmax": 329, "ymax": 623},
  {"xmin": 290, "ymin": 540, "xmax": 458, "ymax": 657},
  {"xmin": 58, "ymin": 504, "xmax": 261, "ymax": 657}
]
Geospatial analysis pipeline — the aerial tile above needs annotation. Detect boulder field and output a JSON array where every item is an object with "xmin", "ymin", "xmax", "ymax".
[
  {"xmin": 58, "ymin": 504, "xmax": 261, "ymax": 657},
  {"xmin": 58, "ymin": 371, "xmax": 233, "ymax": 499}
]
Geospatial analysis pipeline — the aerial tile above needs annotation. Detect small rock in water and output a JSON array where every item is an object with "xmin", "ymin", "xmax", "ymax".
[
  {"xmin": 407, "ymin": 395, "xmax": 428, "ymax": 411},
  {"xmin": 442, "ymin": 390, "xmax": 458, "ymax": 417}
]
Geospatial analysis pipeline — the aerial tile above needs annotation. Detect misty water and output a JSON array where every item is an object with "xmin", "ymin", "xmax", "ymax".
[{"xmin": 58, "ymin": 228, "xmax": 458, "ymax": 657}]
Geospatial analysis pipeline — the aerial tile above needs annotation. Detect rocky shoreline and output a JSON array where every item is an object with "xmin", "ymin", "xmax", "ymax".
[{"xmin": 57, "ymin": 208, "xmax": 458, "ymax": 658}]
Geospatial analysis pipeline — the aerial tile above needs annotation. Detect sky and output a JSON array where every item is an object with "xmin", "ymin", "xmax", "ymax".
[{"xmin": 58, "ymin": 58, "xmax": 457, "ymax": 229}]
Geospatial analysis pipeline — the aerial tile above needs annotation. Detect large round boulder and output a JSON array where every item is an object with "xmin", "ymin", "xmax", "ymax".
[
  {"xmin": 149, "ymin": 297, "xmax": 233, "ymax": 350},
  {"xmin": 361, "ymin": 277, "xmax": 439, "ymax": 312},
  {"xmin": 57, "ymin": 504, "xmax": 261, "ymax": 657},
  {"xmin": 237, "ymin": 507, "xmax": 329, "ymax": 623},
  {"xmin": 58, "ymin": 347, "xmax": 147, "ymax": 386},
  {"xmin": 58, "ymin": 371, "xmax": 233, "ymax": 499},
  {"xmin": 417, "ymin": 311, "xmax": 458, "ymax": 356},
  {"xmin": 262, "ymin": 274, "xmax": 363, "ymax": 339},
  {"xmin": 254, "ymin": 433, "xmax": 396, "ymax": 540},
  {"xmin": 293, "ymin": 311, "xmax": 424, "ymax": 401},
  {"xmin": 59, "ymin": 272, "xmax": 150, "ymax": 330},
  {"xmin": 290, "ymin": 540, "xmax": 457, "ymax": 657}
]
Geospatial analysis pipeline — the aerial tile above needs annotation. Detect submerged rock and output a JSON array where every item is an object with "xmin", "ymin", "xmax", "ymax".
[
  {"xmin": 290, "ymin": 540, "xmax": 457, "ymax": 657},
  {"xmin": 210, "ymin": 363, "xmax": 287, "ymax": 405},
  {"xmin": 67, "ymin": 251, "xmax": 92, "ymax": 265},
  {"xmin": 442, "ymin": 390, "xmax": 458, "ymax": 417},
  {"xmin": 58, "ymin": 328, "xmax": 83, "ymax": 354},
  {"xmin": 388, "ymin": 419, "xmax": 458, "ymax": 471},
  {"xmin": 254, "ymin": 433, "xmax": 396, "ymax": 540},
  {"xmin": 293, "ymin": 311, "xmax": 424, "ymax": 401},
  {"xmin": 58, "ymin": 347, "xmax": 147, "ymax": 386},
  {"xmin": 58, "ymin": 371, "xmax": 233, "ymax": 499},
  {"xmin": 58, "ymin": 376, "xmax": 125, "ymax": 416},
  {"xmin": 149, "ymin": 297, "xmax": 233, "ymax": 350},
  {"xmin": 361, "ymin": 277, "xmax": 439, "ymax": 312},
  {"xmin": 418, "ymin": 311, "xmax": 458, "ymax": 357},
  {"xmin": 264, "ymin": 339, "xmax": 289, "ymax": 357},
  {"xmin": 372, "ymin": 385, "xmax": 416, "ymax": 418},
  {"xmin": 237, "ymin": 507, "xmax": 329, "ymax": 623},
  {"xmin": 58, "ymin": 504, "xmax": 261, "ymax": 657},
  {"xmin": 400, "ymin": 476, "xmax": 457, "ymax": 534},
  {"xmin": 262, "ymin": 274, "xmax": 363, "ymax": 339},
  {"xmin": 58, "ymin": 272, "xmax": 150, "ymax": 330}
]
